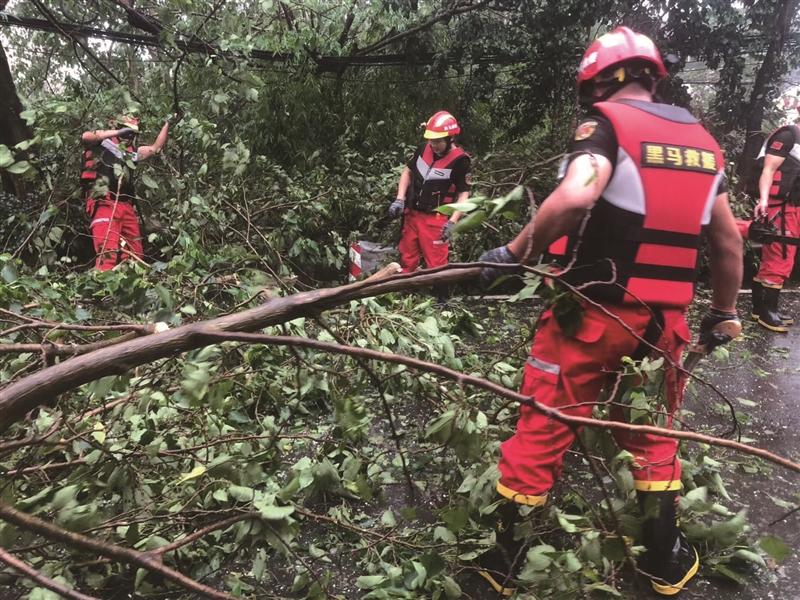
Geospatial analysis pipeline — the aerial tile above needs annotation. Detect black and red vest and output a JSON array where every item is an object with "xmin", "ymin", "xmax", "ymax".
[
  {"xmin": 756, "ymin": 125, "xmax": 800, "ymax": 205},
  {"xmin": 408, "ymin": 143, "xmax": 467, "ymax": 212},
  {"xmin": 81, "ymin": 137, "xmax": 137, "ymax": 202},
  {"xmin": 548, "ymin": 99, "xmax": 725, "ymax": 309}
]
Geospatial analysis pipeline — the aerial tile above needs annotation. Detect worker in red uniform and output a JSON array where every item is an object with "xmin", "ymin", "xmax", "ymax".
[
  {"xmin": 750, "ymin": 115, "xmax": 800, "ymax": 331},
  {"xmin": 80, "ymin": 115, "xmax": 170, "ymax": 270},
  {"xmin": 476, "ymin": 27, "xmax": 743, "ymax": 596},
  {"xmin": 388, "ymin": 111, "xmax": 471, "ymax": 282}
]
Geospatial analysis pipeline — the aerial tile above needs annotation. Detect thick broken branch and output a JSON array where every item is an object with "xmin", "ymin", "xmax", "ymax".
[{"xmin": 0, "ymin": 264, "xmax": 481, "ymax": 432}]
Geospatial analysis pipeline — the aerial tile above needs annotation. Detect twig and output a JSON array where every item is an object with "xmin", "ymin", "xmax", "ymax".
[
  {"xmin": 0, "ymin": 545, "xmax": 100, "ymax": 600},
  {"xmin": 0, "ymin": 502, "xmax": 236, "ymax": 600}
]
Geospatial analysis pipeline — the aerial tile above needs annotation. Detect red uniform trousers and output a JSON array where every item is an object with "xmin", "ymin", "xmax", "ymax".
[
  {"xmin": 86, "ymin": 196, "xmax": 144, "ymax": 271},
  {"xmin": 755, "ymin": 204, "xmax": 800, "ymax": 288},
  {"xmin": 497, "ymin": 303, "xmax": 690, "ymax": 505},
  {"xmin": 398, "ymin": 209, "xmax": 449, "ymax": 273}
]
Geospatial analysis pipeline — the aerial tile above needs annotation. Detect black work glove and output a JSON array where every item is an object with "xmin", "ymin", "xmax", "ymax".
[
  {"xmin": 117, "ymin": 127, "xmax": 136, "ymax": 139},
  {"xmin": 441, "ymin": 221, "xmax": 455, "ymax": 242},
  {"xmin": 478, "ymin": 245, "xmax": 518, "ymax": 289},
  {"xmin": 388, "ymin": 198, "xmax": 405, "ymax": 219},
  {"xmin": 698, "ymin": 308, "xmax": 740, "ymax": 352}
]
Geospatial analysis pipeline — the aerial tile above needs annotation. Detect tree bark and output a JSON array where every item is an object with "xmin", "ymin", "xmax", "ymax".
[
  {"xmin": 737, "ymin": 0, "xmax": 800, "ymax": 178},
  {"xmin": 0, "ymin": 40, "xmax": 32, "ymax": 197}
]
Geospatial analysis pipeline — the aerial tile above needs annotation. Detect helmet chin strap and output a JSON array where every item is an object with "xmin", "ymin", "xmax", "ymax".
[{"xmin": 432, "ymin": 137, "xmax": 453, "ymax": 157}]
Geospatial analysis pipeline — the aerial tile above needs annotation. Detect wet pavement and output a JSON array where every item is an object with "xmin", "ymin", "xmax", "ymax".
[{"xmin": 683, "ymin": 292, "xmax": 800, "ymax": 599}]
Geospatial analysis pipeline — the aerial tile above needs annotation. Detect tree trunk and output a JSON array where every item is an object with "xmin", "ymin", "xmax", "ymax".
[
  {"xmin": 737, "ymin": 0, "xmax": 799, "ymax": 178},
  {"xmin": 0, "ymin": 40, "xmax": 32, "ymax": 197}
]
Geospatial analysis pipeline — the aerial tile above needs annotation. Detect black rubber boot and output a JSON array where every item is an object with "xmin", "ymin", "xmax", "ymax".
[
  {"xmin": 638, "ymin": 491, "xmax": 699, "ymax": 596},
  {"xmin": 756, "ymin": 285, "xmax": 789, "ymax": 332},
  {"xmin": 432, "ymin": 283, "xmax": 450, "ymax": 305},
  {"xmin": 474, "ymin": 502, "xmax": 527, "ymax": 596},
  {"xmin": 752, "ymin": 281, "xmax": 793, "ymax": 326},
  {"xmin": 750, "ymin": 280, "xmax": 763, "ymax": 320}
]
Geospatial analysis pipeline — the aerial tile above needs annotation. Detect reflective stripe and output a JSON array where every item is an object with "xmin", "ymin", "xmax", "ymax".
[
  {"xmin": 101, "ymin": 138, "xmax": 125, "ymax": 159},
  {"xmin": 603, "ymin": 147, "xmax": 645, "ymax": 214},
  {"xmin": 701, "ymin": 170, "xmax": 724, "ymax": 225},
  {"xmin": 633, "ymin": 479, "xmax": 682, "ymax": 492},
  {"xmin": 496, "ymin": 482, "xmax": 548, "ymax": 506},
  {"xmin": 791, "ymin": 143, "xmax": 800, "ymax": 163},
  {"xmin": 526, "ymin": 356, "xmax": 560, "ymax": 375},
  {"xmin": 90, "ymin": 218, "xmax": 111, "ymax": 227}
]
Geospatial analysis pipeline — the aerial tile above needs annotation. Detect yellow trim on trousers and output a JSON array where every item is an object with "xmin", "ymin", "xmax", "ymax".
[
  {"xmin": 496, "ymin": 482, "xmax": 548, "ymax": 506},
  {"xmin": 634, "ymin": 480, "xmax": 682, "ymax": 492}
]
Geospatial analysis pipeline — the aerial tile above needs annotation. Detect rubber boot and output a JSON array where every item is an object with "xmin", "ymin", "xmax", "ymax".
[
  {"xmin": 433, "ymin": 283, "xmax": 450, "ymax": 305},
  {"xmin": 752, "ymin": 281, "xmax": 793, "ymax": 326},
  {"xmin": 638, "ymin": 491, "xmax": 699, "ymax": 596},
  {"xmin": 474, "ymin": 501, "xmax": 527, "ymax": 596},
  {"xmin": 756, "ymin": 285, "xmax": 789, "ymax": 332}
]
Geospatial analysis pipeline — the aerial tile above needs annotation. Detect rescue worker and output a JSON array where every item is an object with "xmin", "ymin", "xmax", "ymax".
[
  {"xmin": 476, "ymin": 27, "xmax": 743, "ymax": 596},
  {"xmin": 80, "ymin": 115, "xmax": 170, "ymax": 270},
  {"xmin": 388, "ymin": 111, "xmax": 471, "ymax": 296},
  {"xmin": 750, "ymin": 112, "xmax": 800, "ymax": 332}
]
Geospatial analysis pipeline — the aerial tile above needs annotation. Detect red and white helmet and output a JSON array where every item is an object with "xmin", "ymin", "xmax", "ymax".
[
  {"xmin": 423, "ymin": 111, "xmax": 460, "ymax": 139},
  {"xmin": 577, "ymin": 26, "xmax": 667, "ymax": 88},
  {"xmin": 115, "ymin": 115, "xmax": 140, "ymax": 133}
]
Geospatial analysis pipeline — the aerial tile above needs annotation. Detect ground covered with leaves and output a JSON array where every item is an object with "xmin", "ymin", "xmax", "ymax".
[{"xmin": 1, "ymin": 259, "xmax": 797, "ymax": 599}]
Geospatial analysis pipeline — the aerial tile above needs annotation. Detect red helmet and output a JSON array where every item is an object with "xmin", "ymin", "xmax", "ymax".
[
  {"xmin": 115, "ymin": 115, "xmax": 140, "ymax": 133},
  {"xmin": 577, "ymin": 26, "xmax": 667, "ymax": 87},
  {"xmin": 423, "ymin": 111, "xmax": 460, "ymax": 139}
]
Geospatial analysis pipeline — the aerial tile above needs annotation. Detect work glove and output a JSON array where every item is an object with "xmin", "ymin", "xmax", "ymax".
[
  {"xmin": 388, "ymin": 198, "xmax": 405, "ymax": 219},
  {"xmin": 478, "ymin": 245, "xmax": 518, "ymax": 289},
  {"xmin": 441, "ymin": 221, "xmax": 455, "ymax": 242},
  {"xmin": 698, "ymin": 308, "xmax": 740, "ymax": 353},
  {"xmin": 117, "ymin": 127, "xmax": 136, "ymax": 138}
]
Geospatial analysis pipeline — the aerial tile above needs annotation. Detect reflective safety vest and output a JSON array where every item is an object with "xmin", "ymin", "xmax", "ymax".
[
  {"xmin": 756, "ymin": 125, "xmax": 800, "ymax": 205},
  {"xmin": 80, "ymin": 137, "xmax": 138, "ymax": 202},
  {"xmin": 408, "ymin": 143, "xmax": 467, "ymax": 212},
  {"xmin": 548, "ymin": 99, "xmax": 725, "ymax": 309}
]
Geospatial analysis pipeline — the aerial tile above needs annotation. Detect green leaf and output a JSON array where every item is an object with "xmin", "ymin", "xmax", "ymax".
[
  {"xmin": 355, "ymin": 575, "xmax": 387, "ymax": 589},
  {"xmin": 0, "ymin": 145, "xmax": 13, "ymax": 168},
  {"xmin": 6, "ymin": 161, "xmax": 30, "ymax": 174},
  {"xmin": 141, "ymin": 173, "xmax": 159, "ymax": 189},
  {"xmin": 759, "ymin": 535, "xmax": 791, "ymax": 562},
  {"xmin": 452, "ymin": 209, "xmax": 487, "ymax": 233},
  {"xmin": 733, "ymin": 548, "xmax": 766, "ymax": 568},
  {"xmin": 176, "ymin": 465, "xmax": 206, "ymax": 484},
  {"xmin": 257, "ymin": 503, "xmax": 294, "ymax": 520}
]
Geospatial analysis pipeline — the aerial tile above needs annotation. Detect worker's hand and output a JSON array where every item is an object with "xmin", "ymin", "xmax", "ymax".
[
  {"xmin": 478, "ymin": 245, "xmax": 518, "ymax": 288},
  {"xmin": 698, "ymin": 308, "xmax": 740, "ymax": 353},
  {"xmin": 117, "ymin": 127, "xmax": 136, "ymax": 138},
  {"xmin": 166, "ymin": 112, "xmax": 183, "ymax": 127},
  {"xmin": 388, "ymin": 198, "xmax": 405, "ymax": 219},
  {"xmin": 441, "ymin": 221, "xmax": 455, "ymax": 242},
  {"xmin": 754, "ymin": 200, "xmax": 769, "ymax": 220}
]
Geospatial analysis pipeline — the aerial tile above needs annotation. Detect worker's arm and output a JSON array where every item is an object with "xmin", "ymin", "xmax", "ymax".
[
  {"xmin": 81, "ymin": 128, "xmax": 131, "ymax": 146},
  {"xmin": 137, "ymin": 121, "xmax": 170, "ymax": 162},
  {"xmin": 507, "ymin": 153, "xmax": 613, "ymax": 261},
  {"xmin": 395, "ymin": 167, "xmax": 411, "ymax": 200},
  {"xmin": 755, "ymin": 154, "xmax": 785, "ymax": 219},
  {"xmin": 707, "ymin": 192, "xmax": 744, "ymax": 311}
]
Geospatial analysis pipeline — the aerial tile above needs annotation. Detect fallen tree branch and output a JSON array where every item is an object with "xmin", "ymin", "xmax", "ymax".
[
  {"xmin": 0, "ymin": 502, "xmax": 237, "ymax": 600},
  {"xmin": 193, "ymin": 330, "xmax": 800, "ymax": 475},
  {"xmin": 0, "ymin": 545, "xmax": 99, "ymax": 600},
  {"xmin": 0, "ymin": 331, "xmax": 143, "ymax": 356},
  {"xmin": 0, "ymin": 264, "xmax": 482, "ymax": 432}
]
